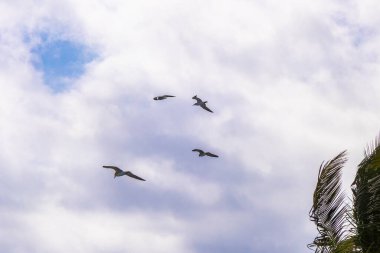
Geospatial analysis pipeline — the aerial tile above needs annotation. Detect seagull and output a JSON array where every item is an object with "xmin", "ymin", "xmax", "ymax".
[
  {"xmin": 102, "ymin": 166, "xmax": 146, "ymax": 181},
  {"xmin": 192, "ymin": 95, "xmax": 213, "ymax": 113},
  {"xmin": 153, "ymin": 95, "xmax": 175, "ymax": 100},
  {"xmin": 192, "ymin": 149, "xmax": 219, "ymax": 158}
]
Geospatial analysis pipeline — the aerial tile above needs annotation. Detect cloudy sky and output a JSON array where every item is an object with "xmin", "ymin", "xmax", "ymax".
[{"xmin": 1, "ymin": 0, "xmax": 380, "ymax": 252}]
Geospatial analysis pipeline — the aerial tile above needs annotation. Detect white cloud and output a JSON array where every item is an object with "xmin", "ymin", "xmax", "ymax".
[{"xmin": 0, "ymin": 204, "xmax": 191, "ymax": 253}]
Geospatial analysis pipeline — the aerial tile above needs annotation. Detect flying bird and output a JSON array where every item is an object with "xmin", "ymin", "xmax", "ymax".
[
  {"xmin": 102, "ymin": 166, "xmax": 146, "ymax": 181},
  {"xmin": 192, "ymin": 149, "xmax": 219, "ymax": 158},
  {"xmin": 192, "ymin": 95, "xmax": 213, "ymax": 113},
  {"xmin": 153, "ymin": 95, "xmax": 175, "ymax": 100}
]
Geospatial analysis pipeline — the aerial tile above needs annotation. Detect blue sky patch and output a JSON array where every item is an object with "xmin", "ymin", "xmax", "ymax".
[{"xmin": 30, "ymin": 34, "xmax": 96, "ymax": 92}]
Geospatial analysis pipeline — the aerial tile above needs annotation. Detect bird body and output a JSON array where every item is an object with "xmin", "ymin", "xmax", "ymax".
[
  {"xmin": 102, "ymin": 166, "xmax": 145, "ymax": 181},
  {"xmin": 154, "ymin": 95, "xmax": 175, "ymax": 100},
  {"xmin": 192, "ymin": 95, "xmax": 213, "ymax": 113},
  {"xmin": 192, "ymin": 149, "xmax": 219, "ymax": 157}
]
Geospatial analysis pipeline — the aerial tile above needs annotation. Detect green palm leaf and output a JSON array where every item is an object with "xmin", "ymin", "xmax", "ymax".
[
  {"xmin": 309, "ymin": 151, "xmax": 350, "ymax": 253},
  {"xmin": 352, "ymin": 136, "xmax": 380, "ymax": 253}
]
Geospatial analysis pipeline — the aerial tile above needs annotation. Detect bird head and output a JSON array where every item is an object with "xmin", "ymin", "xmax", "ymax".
[{"xmin": 192, "ymin": 95, "xmax": 197, "ymax": 99}]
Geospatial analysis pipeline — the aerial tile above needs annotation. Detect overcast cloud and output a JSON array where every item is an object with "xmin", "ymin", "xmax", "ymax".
[{"xmin": 1, "ymin": 0, "xmax": 380, "ymax": 252}]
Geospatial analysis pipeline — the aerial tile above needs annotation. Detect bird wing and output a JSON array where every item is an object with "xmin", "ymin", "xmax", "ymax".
[
  {"xmin": 103, "ymin": 166, "xmax": 123, "ymax": 173},
  {"xmin": 205, "ymin": 152, "xmax": 219, "ymax": 157},
  {"xmin": 192, "ymin": 149, "xmax": 204, "ymax": 154},
  {"xmin": 163, "ymin": 95, "xmax": 175, "ymax": 98},
  {"xmin": 201, "ymin": 104, "xmax": 213, "ymax": 113},
  {"xmin": 192, "ymin": 96, "xmax": 203, "ymax": 103},
  {"xmin": 126, "ymin": 171, "xmax": 146, "ymax": 181}
]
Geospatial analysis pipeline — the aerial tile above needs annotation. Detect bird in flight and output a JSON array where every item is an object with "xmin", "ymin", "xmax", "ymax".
[
  {"xmin": 192, "ymin": 95, "xmax": 213, "ymax": 113},
  {"xmin": 153, "ymin": 95, "xmax": 175, "ymax": 100},
  {"xmin": 102, "ymin": 166, "xmax": 146, "ymax": 181},
  {"xmin": 192, "ymin": 149, "xmax": 219, "ymax": 158}
]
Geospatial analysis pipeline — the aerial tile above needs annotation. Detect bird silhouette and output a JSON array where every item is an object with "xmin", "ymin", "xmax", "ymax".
[
  {"xmin": 102, "ymin": 166, "xmax": 146, "ymax": 181},
  {"xmin": 192, "ymin": 149, "xmax": 219, "ymax": 157},
  {"xmin": 153, "ymin": 95, "xmax": 175, "ymax": 100},
  {"xmin": 192, "ymin": 95, "xmax": 213, "ymax": 113}
]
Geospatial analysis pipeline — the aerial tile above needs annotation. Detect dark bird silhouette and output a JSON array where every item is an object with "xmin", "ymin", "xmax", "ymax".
[
  {"xmin": 102, "ymin": 166, "xmax": 146, "ymax": 181},
  {"xmin": 192, "ymin": 95, "xmax": 213, "ymax": 113},
  {"xmin": 192, "ymin": 149, "xmax": 219, "ymax": 157},
  {"xmin": 153, "ymin": 95, "xmax": 175, "ymax": 100}
]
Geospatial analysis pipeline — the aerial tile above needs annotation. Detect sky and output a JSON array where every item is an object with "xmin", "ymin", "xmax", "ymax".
[{"xmin": 1, "ymin": 0, "xmax": 380, "ymax": 252}]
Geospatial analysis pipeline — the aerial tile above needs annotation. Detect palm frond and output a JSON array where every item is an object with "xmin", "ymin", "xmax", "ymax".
[
  {"xmin": 308, "ymin": 151, "xmax": 350, "ymax": 253},
  {"xmin": 352, "ymin": 135, "xmax": 380, "ymax": 253},
  {"xmin": 336, "ymin": 236, "xmax": 362, "ymax": 253}
]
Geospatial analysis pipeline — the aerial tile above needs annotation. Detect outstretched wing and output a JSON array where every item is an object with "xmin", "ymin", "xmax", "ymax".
[
  {"xmin": 126, "ymin": 171, "xmax": 146, "ymax": 181},
  {"xmin": 103, "ymin": 166, "xmax": 123, "ymax": 173},
  {"xmin": 154, "ymin": 95, "xmax": 175, "ymax": 100},
  {"xmin": 192, "ymin": 149, "xmax": 205, "ymax": 156},
  {"xmin": 201, "ymin": 104, "xmax": 213, "ymax": 113},
  {"xmin": 192, "ymin": 95, "xmax": 203, "ymax": 103},
  {"xmin": 205, "ymin": 152, "xmax": 219, "ymax": 157}
]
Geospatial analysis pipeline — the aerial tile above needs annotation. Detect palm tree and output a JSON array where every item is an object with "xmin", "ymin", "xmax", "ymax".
[{"xmin": 309, "ymin": 135, "xmax": 380, "ymax": 253}]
